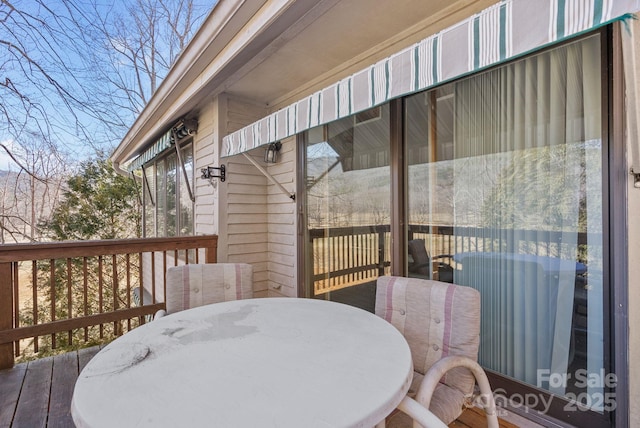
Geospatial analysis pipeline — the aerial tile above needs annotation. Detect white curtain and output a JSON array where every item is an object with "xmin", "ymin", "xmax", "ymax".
[{"xmin": 452, "ymin": 35, "xmax": 603, "ymax": 401}]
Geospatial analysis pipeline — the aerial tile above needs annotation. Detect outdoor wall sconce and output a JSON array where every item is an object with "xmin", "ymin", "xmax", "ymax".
[
  {"xmin": 201, "ymin": 165, "xmax": 225, "ymax": 182},
  {"xmin": 264, "ymin": 141, "xmax": 282, "ymax": 163}
]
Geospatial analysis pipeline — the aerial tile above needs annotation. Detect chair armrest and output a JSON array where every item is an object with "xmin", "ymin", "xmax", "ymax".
[
  {"xmin": 132, "ymin": 286, "xmax": 154, "ymax": 306},
  {"xmin": 411, "ymin": 256, "xmax": 453, "ymax": 271},
  {"xmin": 416, "ymin": 355, "xmax": 499, "ymax": 428},
  {"xmin": 431, "ymin": 254, "xmax": 453, "ymax": 260},
  {"xmin": 410, "ymin": 262, "xmax": 432, "ymax": 271},
  {"xmin": 396, "ymin": 396, "xmax": 448, "ymax": 428}
]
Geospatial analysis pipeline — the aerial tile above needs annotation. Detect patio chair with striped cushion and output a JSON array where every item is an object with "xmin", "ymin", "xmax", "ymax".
[
  {"xmin": 132, "ymin": 286, "xmax": 155, "ymax": 323},
  {"xmin": 375, "ymin": 276, "xmax": 498, "ymax": 428},
  {"xmin": 154, "ymin": 263, "xmax": 254, "ymax": 319}
]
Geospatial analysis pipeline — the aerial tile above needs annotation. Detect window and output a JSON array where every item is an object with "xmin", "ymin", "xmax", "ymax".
[
  {"xmin": 304, "ymin": 104, "xmax": 391, "ymax": 312},
  {"xmin": 143, "ymin": 142, "xmax": 194, "ymax": 237}
]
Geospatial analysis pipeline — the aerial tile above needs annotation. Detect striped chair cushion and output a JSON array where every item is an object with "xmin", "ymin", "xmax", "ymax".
[
  {"xmin": 165, "ymin": 263, "xmax": 253, "ymax": 314},
  {"xmin": 375, "ymin": 276, "xmax": 480, "ymax": 424}
]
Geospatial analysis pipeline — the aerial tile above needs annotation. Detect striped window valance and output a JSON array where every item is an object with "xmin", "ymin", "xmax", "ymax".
[
  {"xmin": 125, "ymin": 119, "xmax": 197, "ymax": 171},
  {"xmin": 222, "ymin": 0, "xmax": 639, "ymax": 157},
  {"xmin": 125, "ymin": 129, "xmax": 173, "ymax": 171}
]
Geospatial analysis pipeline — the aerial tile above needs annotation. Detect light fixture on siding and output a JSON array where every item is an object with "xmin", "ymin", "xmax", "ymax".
[
  {"xmin": 201, "ymin": 165, "xmax": 225, "ymax": 182},
  {"xmin": 264, "ymin": 141, "xmax": 282, "ymax": 163}
]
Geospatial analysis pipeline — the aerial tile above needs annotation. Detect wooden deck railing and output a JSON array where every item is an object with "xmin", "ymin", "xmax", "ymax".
[
  {"xmin": 309, "ymin": 224, "xmax": 592, "ymax": 295},
  {"xmin": 309, "ymin": 225, "xmax": 392, "ymax": 294},
  {"xmin": 0, "ymin": 235, "xmax": 218, "ymax": 369}
]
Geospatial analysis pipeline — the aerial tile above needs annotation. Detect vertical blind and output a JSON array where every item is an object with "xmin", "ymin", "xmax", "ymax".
[{"xmin": 450, "ymin": 33, "xmax": 603, "ymax": 401}]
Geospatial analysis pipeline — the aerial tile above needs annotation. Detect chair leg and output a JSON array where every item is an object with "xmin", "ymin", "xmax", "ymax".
[
  {"xmin": 416, "ymin": 356, "xmax": 499, "ymax": 428},
  {"xmin": 396, "ymin": 396, "xmax": 448, "ymax": 428}
]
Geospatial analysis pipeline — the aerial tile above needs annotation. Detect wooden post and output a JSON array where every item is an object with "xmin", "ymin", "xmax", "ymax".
[
  {"xmin": 0, "ymin": 262, "xmax": 15, "ymax": 369},
  {"xmin": 378, "ymin": 229, "xmax": 386, "ymax": 277},
  {"xmin": 204, "ymin": 238, "xmax": 218, "ymax": 264}
]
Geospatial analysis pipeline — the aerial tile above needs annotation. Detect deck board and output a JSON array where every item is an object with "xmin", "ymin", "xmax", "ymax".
[
  {"xmin": 48, "ymin": 351, "xmax": 79, "ymax": 428},
  {"xmin": 0, "ymin": 363, "xmax": 26, "ymax": 426},
  {"xmin": 12, "ymin": 356, "xmax": 53, "ymax": 428},
  {"xmin": 450, "ymin": 406, "xmax": 519, "ymax": 428},
  {"xmin": 77, "ymin": 346, "xmax": 101, "ymax": 373}
]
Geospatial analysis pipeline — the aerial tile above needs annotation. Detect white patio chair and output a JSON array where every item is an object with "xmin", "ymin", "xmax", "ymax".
[
  {"xmin": 132, "ymin": 285, "xmax": 155, "ymax": 323},
  {"xmin": 375, "ymin": 276, "xmax": 498, "ymax": 428}
]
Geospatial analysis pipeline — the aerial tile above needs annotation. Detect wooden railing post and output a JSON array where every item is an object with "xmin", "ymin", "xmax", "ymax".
[
  {"xmin": 0, "ymin": 262, "xmax": 15, "ymax": 369},
  {"xmin": 204, "ymin": 238, "xmax": 218, "ymax": 263},
  {"xmin": 378, "ymin": 229, "xmax": 386, "ymax": 276}
]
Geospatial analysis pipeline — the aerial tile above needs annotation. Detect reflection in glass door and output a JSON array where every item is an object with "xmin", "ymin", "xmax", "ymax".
[
  {"xmin": 304, "ymin": 105, "xmax": 391, "ymax": 312},
  {"xmin": 405, "ymin": 35, "xmax": 606, "ymax": 416}
]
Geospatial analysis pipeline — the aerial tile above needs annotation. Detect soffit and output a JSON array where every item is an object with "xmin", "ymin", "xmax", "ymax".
[
  {"xmin": 220, "ymin": 0, "xmax": 497, "ymax": 109},
  {"xmin": 113, "ymin": 0, "xmax": 494, "ymax": 166}
]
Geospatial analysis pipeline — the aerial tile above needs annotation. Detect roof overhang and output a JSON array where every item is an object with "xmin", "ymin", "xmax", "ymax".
[
  {"xmin": 222, "ymin": 0, "xmax": 640, "ymax": 158},
  {"xmin": 111, "ymin": 0, "xmax": 501, "ymax": 170}
]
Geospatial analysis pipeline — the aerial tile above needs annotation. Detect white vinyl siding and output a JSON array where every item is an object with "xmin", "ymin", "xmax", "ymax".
[{"xmin": 217, "ymin": 95, "xmax": 297, "ymax": 297}]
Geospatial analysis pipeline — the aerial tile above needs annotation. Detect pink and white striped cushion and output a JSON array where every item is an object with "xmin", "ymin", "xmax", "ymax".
[
  {"xmin": 375, "ymin": 276, "xmax": 480, "ymax": 423},
  {"xmin": 165, "ymin": 263, "xmax": 253, "ymax": 314}
]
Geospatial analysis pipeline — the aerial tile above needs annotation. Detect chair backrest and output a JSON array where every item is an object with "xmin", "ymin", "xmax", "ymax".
[
  {"xmin": 132, "ymin": 286, "xmax": 153, "ymax": 306},
  {"xmin": 375, "ymin": 276, "xmax": 480, "ymax": 396},
  {"xmin": 407, "ymin": 239, "xmax": 431, "ymax": 275},
  {"xmin": 165, "ymin": 263, "xmax": 253, "ymax": 314}
]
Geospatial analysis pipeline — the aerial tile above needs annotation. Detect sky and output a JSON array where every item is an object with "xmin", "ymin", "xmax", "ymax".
[
  {"xmin": 0, "ymin": 0, "xmax": 211, "ymax": 173},
  {"xmin": 0, "ymin": 140, "xmax": 18, "ymax": 171}
]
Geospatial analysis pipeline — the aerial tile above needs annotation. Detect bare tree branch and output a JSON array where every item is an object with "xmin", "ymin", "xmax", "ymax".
[{"xmin": 0, "ymin": 0, "xmax": 208, "ymax": 242}]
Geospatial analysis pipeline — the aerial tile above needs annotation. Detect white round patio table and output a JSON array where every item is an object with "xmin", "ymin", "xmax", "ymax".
[{"xmin": 71, "ymin": 297, "xmax": 413, "ymax": 428}]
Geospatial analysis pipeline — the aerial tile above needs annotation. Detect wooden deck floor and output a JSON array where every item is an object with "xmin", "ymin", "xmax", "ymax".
[
  {"xmin": 0, "ymin": 347, "xmax": 519, "ymax": 428},
  {"xmin": 0, "ymin": 346, "xmax": 102, "ymax": 428}
]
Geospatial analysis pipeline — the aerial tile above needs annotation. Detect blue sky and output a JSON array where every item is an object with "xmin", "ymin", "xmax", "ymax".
[
  {"xmin": 0, "ymin": 0, "xmax": 211, "ymax": 172},
  {"xmin": 0, "ymin": 141, "xmax": 17, "ymax": 171}
]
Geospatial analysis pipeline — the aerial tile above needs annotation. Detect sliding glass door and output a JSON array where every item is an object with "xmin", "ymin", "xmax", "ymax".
[
  {"xmin": 406, "ymin": 34, "xmax": 606, "ymax": 415},
  {"xmin": 302, "ymin": 32, "xmax": 609, "ymax": 424},
  {"xmin": 304, "ymin": 105, "xmax": 391, "ymax": 312}
]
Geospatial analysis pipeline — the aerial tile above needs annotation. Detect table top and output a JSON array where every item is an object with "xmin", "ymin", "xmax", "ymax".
[{"xmin": 71, "ymin": 298, "xmax": 413, "ymax": 428}]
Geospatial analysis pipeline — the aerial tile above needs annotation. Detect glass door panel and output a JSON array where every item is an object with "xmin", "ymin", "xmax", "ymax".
[
  {"xmin": 304, "ymin": 105, "xmax": 391, "ymax": 312},
  {"xmin": 406, "ymin": 35, "xmax": 606, "ymax": 412}
]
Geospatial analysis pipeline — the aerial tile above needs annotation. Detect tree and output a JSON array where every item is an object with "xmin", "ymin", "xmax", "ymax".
[
  {"xmin": 1, "ymin": 0, "xmax": 208, "ymax": 172},
  {"xmin": 2, "ymin": 0, "xmax": 207, "ymax": 242},
  {"xmin": 80, "ymin": 0, "xmax": 207, "ymax": 126},
  {"xmin": 40, "ymin": 154, "xmax": 141, "ymax": 240},
  {"xmin": 1, "ymin": 1, "xmax": 93, "ymax": 163},
  {"xmin": 59, "ymin": 0, "xmax": 209, "ymax": 149},
  {"xmin": 15, "ymin": 155, "xmax": 141, "ymax": 361},
  {"xmin": 0, "ymin": 135, "xmax": 67, "ymax": 243},
  {"xmin": 2, "ymin": 0, "xmax": 207, "ymax": 360}
]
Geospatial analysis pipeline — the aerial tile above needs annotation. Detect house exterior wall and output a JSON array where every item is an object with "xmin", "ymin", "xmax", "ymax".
[
  {"xmin": 217, "ymin": 94, "xmax": 271, "ymax": 297},
  {"xmin": 140, "ymin": 252, "xmax": 169, "ymax": 303},
  {"xmin": 116, "ymin": 2, "xmax": 640, "ymax": 425},
  {"xmin": 223, "ymin": 151, "xmax": 269, "ymax": 296},
  {"xmin": 265, "ymin": 136, "xmax": 297, "ymax": 297},
  {"xmin": 194, "ymin": 97, "xmax": 217, "ymax": 236}
]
